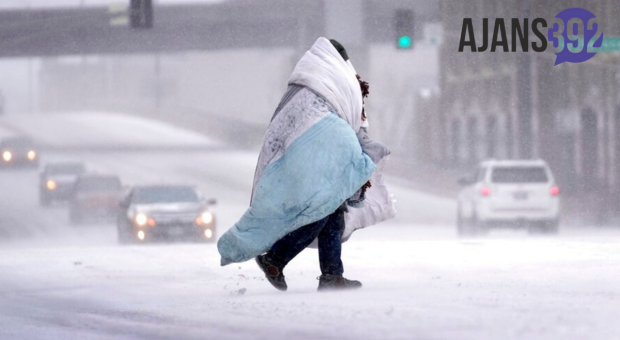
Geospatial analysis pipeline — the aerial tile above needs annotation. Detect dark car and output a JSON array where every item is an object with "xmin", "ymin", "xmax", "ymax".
[
  {"xmin": 70, "ymin": 174, "xmax": 123, "ymax": 224},
  {"xmin": 0, "ymin": 137, "xmax": 38, "ymax": 168},
  {"xmin": 117, "ymin": 185, "xmax": 217, "ymax": 244},
  {"xmin": 39, "ymin": 162, "xmax": 86, "ymax": 206}
]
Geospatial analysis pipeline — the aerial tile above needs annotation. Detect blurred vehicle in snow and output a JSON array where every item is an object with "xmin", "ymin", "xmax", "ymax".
[
  {"xmin": 116, "ymin": 185, "xmax": 217, "ymax": 244},
  {"xmin": 457, "ymin": 159, "xmax": 560, "ymax": 236},
  {"xmin": 70, "ymin": 174, "xmax": 123, "ymax": 224},
  {"xmin": 39, "ymin": 162, "xmax": 86, "ymax": 206},
  {"xmin": 0, "ymin": 137, "xmax": 38, "ymax": 168}
]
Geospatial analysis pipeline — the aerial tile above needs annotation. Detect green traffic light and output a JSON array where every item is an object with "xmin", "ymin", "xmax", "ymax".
[{"xmin": 398, "ymin": 35, "xmax": 412, "ymax": 48}]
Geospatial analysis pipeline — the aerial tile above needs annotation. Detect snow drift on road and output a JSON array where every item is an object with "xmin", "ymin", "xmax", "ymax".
[{"xmin": 0, "ymin": 111, "xmax": 219, "ymax": 149}]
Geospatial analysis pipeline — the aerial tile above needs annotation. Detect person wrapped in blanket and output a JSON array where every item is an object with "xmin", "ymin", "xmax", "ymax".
[{"xmin": 217, "ymin": 38, "xmax": 395, "ymax": 291}]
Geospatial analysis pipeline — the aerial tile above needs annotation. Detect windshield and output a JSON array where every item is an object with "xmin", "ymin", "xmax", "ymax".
[
  {"xmin": 1, "ymin": 138, "xmax": 33, "ymax": 150},
  {"xmin": 76, "ymin": 177, "xmax": 122, "ymax": 191},
  {"xmin": 132, "ymin": 187, "xmax": 199, "ymax": 204},
  {"xmin": 47, "ymin": 164, "xmax": 85, "ymax": 175},
  {"xmin": 491, "ymin": 167, "xmax": 549, "ymax": 183}
]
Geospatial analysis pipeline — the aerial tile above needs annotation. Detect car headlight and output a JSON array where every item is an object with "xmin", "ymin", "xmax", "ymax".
[
  {"xmin": 135, "ymin": 213, "xmax": 148, "ymax": 226},
  {"xmin": 2, "ymin": 151, "xmax": 11, "ymax": 162},
  {"xmin": 201, "ymin": 211, "xmax": 213, "ymax": 224},
  {"xmin": 27, "ymin": 150, "xmax": 36, "ymax": 160},
  {"xmin": 47, "ymin": 180, "xmax": 57, "ymax": 190}
]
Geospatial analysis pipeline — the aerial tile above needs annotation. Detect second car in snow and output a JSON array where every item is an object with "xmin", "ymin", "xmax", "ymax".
[
  {"xmin": 70, "ymin": 174, "xmax": 123, "ymax": 224},
  {"xmin": 457, "ymin": 159, "xmax": 560, "ymax": 236},
  {"xmin": 116, "ymin": 185, "xmax": 216, "ymax": 244},
  {"xmin": 39, "ymin": 162, "xmax": 86, "ymax": 205},
  {"xmin": 0, "ymin": 137, "xmax": 38, "ymax": 168}
]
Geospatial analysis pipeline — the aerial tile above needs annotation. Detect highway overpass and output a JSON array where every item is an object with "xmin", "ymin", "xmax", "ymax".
[{"xmin": 0, "ymin": 0, "xmax": 437, "ymax": 58}]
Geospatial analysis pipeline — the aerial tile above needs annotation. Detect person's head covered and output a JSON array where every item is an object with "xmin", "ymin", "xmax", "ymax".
[
  {"xmin": 288, "ymin": 37, "xmax": 363, "ymax": 133},
  {"xmin": 329, "ymin": 39, "xmax": 349, "ymax": 62}
]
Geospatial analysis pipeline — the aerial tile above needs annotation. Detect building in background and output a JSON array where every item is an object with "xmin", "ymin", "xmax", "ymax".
[{"xmin": 437, "ymin": 0, "xmax": 620, "ymax": 219}]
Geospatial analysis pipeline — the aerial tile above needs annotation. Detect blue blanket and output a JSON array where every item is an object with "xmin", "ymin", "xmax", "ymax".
[{"xmin": 218, "ymin": 113, "xmax": 375, "ymax": 265}]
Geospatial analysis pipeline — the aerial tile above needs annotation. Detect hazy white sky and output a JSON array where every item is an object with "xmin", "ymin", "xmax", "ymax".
[{"xmin": 0, "ymin": 0, "xmax": 226, "ymax": 9}]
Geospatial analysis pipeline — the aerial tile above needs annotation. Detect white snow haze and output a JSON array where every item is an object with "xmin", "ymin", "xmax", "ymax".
[{"xmin": 1, "ymin": 1, "xmax": 619, "ymax": 340}]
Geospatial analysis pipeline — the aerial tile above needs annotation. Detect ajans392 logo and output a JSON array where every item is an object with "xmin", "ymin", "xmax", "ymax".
[{"xmin": 458, "ymin": 8, "xmax": 604, "ymax": 66}]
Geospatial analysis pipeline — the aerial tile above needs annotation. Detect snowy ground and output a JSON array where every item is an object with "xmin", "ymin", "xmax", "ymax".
[{"xmin": 1, "ymin": 113, "xmax": 620, "ymax": 340}]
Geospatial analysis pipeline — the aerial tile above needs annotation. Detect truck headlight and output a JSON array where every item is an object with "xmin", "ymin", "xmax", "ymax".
[
  {"xmin": 2, "ymin": 151, "xmax": 11, "ymax": 162},
  {"xmin": 47, "ymin": 180, "xmax": 57, "ymax": 190},
  {"xmin": 135, "ymin": 213, "xmax": 148, "ymax": 226},
  {"xmin": 201, "ymin": 211, "xmax": 213, "ymax": 224},
  {"xmin": 27, "ymin": 150, "xmax": 36, "ymax": 160}
]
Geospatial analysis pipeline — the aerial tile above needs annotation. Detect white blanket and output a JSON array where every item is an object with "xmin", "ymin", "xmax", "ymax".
[
  {"xmin": 288, "ymin": 37, "xmax": 364, "ymax": 134},
  {"xmin": 289, "ymin": 37, "xmax": 396, "ymax": 241}
]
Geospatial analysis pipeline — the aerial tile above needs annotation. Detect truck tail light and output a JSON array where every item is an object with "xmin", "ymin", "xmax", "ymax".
[{"xmin": 480, "ymin": 187, "xmax": 491, "ymax": 196}]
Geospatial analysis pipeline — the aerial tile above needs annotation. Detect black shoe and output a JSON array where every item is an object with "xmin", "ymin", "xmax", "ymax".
[
  {"xmin": 256, "ymin": 254, "xmax": 287, "ymax": 291},
  {"xmin": 317, "ymin": 274, "xmax": 362, "ymax": 291}
]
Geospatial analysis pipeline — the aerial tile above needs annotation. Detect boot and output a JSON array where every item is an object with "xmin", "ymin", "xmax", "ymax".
[
  {"xmin": 317, "ymin": 274, "xmax": 362, "ymax": 291},
  {"xmin": 256, "ymin": 254, "xmax": 287, "ymax": 291}
]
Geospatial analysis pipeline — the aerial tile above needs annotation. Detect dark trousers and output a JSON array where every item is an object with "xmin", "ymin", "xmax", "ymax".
[{"xmin": 267, "ymin": 208, "xmax": 345, "ymax": 276}]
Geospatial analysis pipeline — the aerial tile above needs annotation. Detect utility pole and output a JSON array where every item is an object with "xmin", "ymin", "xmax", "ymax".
[{"xmin": 516, "ymin": 0, "xmax": 533, "ymax": 159}]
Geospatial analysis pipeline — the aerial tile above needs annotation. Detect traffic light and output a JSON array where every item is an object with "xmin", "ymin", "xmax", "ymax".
[
  {"xmin": 395, "ymin": 9, "xmax": 414, "ymax": 49},
  {"xmin": 130, "ymin": 0, "xmax": 153, "ymax": 29}
]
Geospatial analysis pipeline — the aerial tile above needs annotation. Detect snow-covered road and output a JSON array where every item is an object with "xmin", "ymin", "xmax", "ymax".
[
  {"xmin": 2, "ymin": 220, "xmax": 620, "ymax": 340},
  {"xmin": 1, "ymin": 113, "xmax": 619, "ymax": 340}
]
